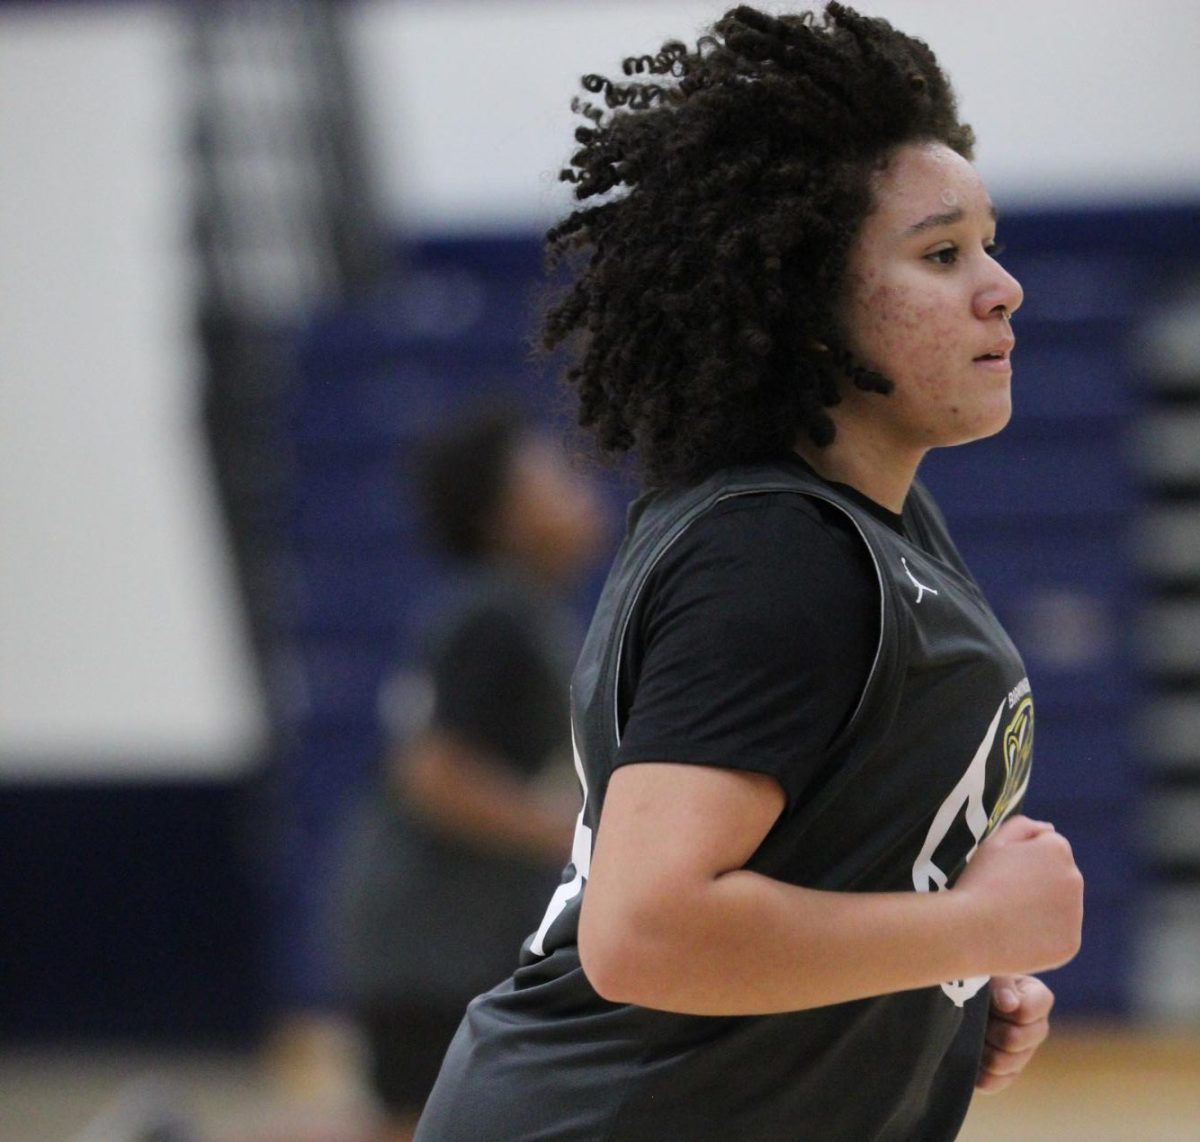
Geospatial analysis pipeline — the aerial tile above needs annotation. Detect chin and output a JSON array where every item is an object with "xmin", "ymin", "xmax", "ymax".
[
  {"xmin": 940, "ymin": 402, "xmax": 1012, "ymax": 449},
  {"xmin": 967, "ymin": 386, "xmax": 1014, "ymax": 442},
  {"xmin": 977, "ymin": 404, "xmax": 1013, "ymax": 440}
]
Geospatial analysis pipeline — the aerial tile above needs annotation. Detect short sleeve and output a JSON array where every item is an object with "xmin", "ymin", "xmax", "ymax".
[{"xmin": 615, "ymin": 494, "xmax": 879, "ymax": 809}]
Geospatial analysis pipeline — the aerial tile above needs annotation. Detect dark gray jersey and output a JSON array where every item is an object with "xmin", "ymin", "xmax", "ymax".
[{"xmin": 417, "ymin": 459, "xmax": 1033, "ymax": 1141}]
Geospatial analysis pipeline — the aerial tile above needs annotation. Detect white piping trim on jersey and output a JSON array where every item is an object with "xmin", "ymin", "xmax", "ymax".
[
  {"xmin": 529, "ymin": 715, "xmax": 593, "ymax": 957},
  {"xmin": 610, "ymin": 488, "xmax": 887, "ymax": 748},
  {"xmin": 793, "ymin": 492, "xmax": 887, "ymax": 735},
  {"xmin": 611, "ymin": 511, "xmax": 709, "ymax": 747}
]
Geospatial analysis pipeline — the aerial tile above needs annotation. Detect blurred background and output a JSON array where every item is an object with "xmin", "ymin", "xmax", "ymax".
[{"xmin": 2, "ymin": 1, "xmax": 1199, "ymax": 1139}]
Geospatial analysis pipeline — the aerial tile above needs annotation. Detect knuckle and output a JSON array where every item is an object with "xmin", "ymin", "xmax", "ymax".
[{"xmin": 996, "ymin": 1023, "xmax": 1024, "ymax": 1050}]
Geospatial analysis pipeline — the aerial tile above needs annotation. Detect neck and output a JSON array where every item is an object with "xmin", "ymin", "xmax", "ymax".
[{"xmin": 792, "ymin": 431, "xmax": 923, "ymax": 516}]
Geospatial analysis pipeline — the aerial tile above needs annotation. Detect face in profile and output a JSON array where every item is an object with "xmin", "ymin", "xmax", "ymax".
[{"xmin": 835, "ymin": 141, "xmax": 1025, "ymax": 455}]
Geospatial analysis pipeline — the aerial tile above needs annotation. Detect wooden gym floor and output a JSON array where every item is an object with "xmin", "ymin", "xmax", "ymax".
[{"xmin": 1, "ymin": 1020, "xmax": 1197, "ymax": 1141}]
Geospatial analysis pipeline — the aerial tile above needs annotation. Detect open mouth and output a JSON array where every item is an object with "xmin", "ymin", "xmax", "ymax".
[{"xmin": 974, "ymin": 352, "xmax": 1006, "ymax": 362}]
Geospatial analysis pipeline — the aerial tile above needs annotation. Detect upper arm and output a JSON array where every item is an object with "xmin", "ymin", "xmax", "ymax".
[
  {"xmin": 579, "ymin": 761, "xmax": 786, "ymax": 981},
  {"xmin": 616, "ymin": 497, "xmax": 878, "ymax": 807},
  {"xmin": 579, "ymin": 498, "xmax": 878, "ymax": 994}
]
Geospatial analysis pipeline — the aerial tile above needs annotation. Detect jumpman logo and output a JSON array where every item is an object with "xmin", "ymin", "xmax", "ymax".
[{"xmin": 902, "ymin": 557, "xmax": 939, "ymax": 604}]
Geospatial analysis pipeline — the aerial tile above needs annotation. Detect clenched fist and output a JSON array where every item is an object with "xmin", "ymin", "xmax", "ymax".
[{"xmin": 955, "ymin": 815, "xmax": 1084, "ymax": 977}]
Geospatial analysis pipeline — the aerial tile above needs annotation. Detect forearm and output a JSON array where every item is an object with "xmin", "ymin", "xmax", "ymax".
[
  {"xmin": 581, "ymin": 867, "xmax": 985, "ymax": 1016},
  {"xmin": 579, "ymin": 765, "xmax": 1081, "ymax": 1016}
]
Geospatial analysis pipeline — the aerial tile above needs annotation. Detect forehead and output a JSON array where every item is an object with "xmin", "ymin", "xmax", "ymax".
[{"xmin": 866, "ymin": 142, "xmax": 993, "ymax": 233}]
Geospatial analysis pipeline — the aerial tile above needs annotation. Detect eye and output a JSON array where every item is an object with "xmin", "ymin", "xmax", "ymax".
[
  {"xmin": 986, "ymin": 240, "xmax": 1006, "ymax": 260},
  {"xmin": 925, "ymin": 245, "xmax": 958, "ymax": 266}
]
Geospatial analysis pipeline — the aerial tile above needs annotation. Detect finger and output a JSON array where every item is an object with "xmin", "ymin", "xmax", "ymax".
[
  {"xmin": 984, "ymin": 1014, "xmax": 1049, "ymax": 1055},
  {"xmin": 989, "ymin": 975, "xmax": 1054, "ymax": 1023},
  {"xmin": 975, "ymin": 1067, "xmax": 1019, "ymax": 1095},
  {"xmin": 992, "ymin": 977, "xmax": 1055, "ymax": 1029},
  {"xmin": 979, "ymin": 1043, "xmax": 1038, "ymax": 1080},
  {"xmin": 1012, "ymin": 975, "xmax": 1055, "ymax": 1021},
  {"xmin": 990, "ymin": 977, "xmax": 1020, "ymax": 1014},
  {"xmin": 989, "ymin": 816, "xmax": 1056, "ymax": 846}
]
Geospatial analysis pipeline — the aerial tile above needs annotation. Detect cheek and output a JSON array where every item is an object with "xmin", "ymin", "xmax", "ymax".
[{"xmin": 855, "ymin": 283, "xmax": 952, "ymax": 373}]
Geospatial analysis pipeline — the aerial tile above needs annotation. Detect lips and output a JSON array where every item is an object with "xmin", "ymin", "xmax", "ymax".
[{"xmin": 973, "ymin": 338, "xmax": 1015, "ymax": 363}]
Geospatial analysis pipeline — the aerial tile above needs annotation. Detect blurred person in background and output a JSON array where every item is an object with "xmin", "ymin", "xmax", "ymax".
[
  {"xmin": 334, "ymin": 407, "xmax": 608, "ymax": 1141},
  {"xmin": 415, "ymin": 5, "xmax": 1083, "ymax": 1140}
]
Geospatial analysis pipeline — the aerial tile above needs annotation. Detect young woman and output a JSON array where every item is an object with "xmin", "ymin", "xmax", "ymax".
[{"xmin": 415, "ymin": 6, "xmax": 1083, "ymax": 1140}]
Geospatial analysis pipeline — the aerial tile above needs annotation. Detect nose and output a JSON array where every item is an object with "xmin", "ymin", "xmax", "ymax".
[{"xmin": 975, "ymin": 260, "xmax": 1024, "ymax": 321}]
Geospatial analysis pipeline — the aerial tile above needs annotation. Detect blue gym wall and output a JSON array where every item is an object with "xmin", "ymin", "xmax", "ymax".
[
  {"xmin": 3, "ymin": 204, "xmax": 1197, "ymax": 1042},
  {"xmin": 277, "ymin": 205, "xmax": 1197, "ymax": 1017},
  {"xmin": 6, "ymin": 0, "xmax": 1200, "ymax": 1049}
]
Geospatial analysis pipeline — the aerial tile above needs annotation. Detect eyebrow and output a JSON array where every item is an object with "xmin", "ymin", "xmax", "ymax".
[{"xmin": 904, "ymin": 204, "xmax": 998, "ymax": 236}]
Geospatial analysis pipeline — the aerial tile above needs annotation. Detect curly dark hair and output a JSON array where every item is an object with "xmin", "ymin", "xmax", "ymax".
[{"xmin": 542, "ymin": 3, "xmax": 975, "ymax": 487}]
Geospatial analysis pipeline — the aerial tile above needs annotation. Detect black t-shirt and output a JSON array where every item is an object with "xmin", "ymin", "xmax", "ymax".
[
  {"xmin": 416, "ymin": 460, "xmax": 1031, "ymax": 1141},
  {"xmin": 617, "ymin": 487, "xmax": 899, "ymax": 807}
]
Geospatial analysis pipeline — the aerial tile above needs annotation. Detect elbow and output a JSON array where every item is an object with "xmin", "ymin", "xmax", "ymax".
[
  {"xmin": 578, "ymin": 894, "xmax": 681, "ymax": 1007},
  {"xmin": 578, "ymin": 904, "xmax": 637, "ymax": 1004},
  {"xmin": 581, "ymin": 949, "xmax": 651, "ymax": 1008},
  {"xmin": 579, "ymin": 949, "xmax": 625, "ymax": 1005}
]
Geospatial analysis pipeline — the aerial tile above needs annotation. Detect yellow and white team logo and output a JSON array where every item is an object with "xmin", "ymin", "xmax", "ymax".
[
  {"xmin": 911, "ymin": 683, "xmax": 1035, "ymax": 1006},
  {"xmin": 989, "ymin": 694, "xmax": 1034, "ymax": 832}
]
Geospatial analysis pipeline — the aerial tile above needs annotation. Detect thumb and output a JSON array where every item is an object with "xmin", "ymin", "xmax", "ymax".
[
  {"xmin": 991, "ymin": 978, "xmax": 1021, "ymax": 1014},
  {"xmin": 989, "ymin": 815, "xmax": 1055, "ymax": 846}
]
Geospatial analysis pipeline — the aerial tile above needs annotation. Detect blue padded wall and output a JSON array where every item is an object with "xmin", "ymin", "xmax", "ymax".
[
  {"xmin": 268, "ymin": 207, "xmax": 1200, "ymax": 1017},
  {"xmin": 0, "ymin": 782, "xmax": 265, "ymax": 1044},
  {"xmin": 4, "ymin": 209, "xmax": 1196, "ymax": 1045},
  {"xmin": 920, "ymin": 206, "xmax": 1200, "ymax": 1014},
  {"xmin": 270, "ymin": 238, "xmax": 574, "ymax": 1007}
]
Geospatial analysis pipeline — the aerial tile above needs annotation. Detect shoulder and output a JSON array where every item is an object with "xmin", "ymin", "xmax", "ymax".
[
  {"xmin": 630, "ymin": 489, "xmax": 877, "ymax": 651},
  {"xmin": 653, "ymin": 489, "xmax": 869, "ymax": 590},
  {"xmin": 614, "ymin": 487, "xmax": 885, "ymax": 798}
]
